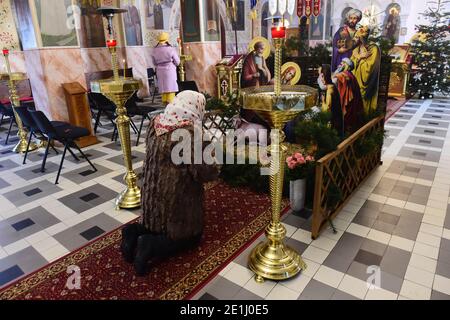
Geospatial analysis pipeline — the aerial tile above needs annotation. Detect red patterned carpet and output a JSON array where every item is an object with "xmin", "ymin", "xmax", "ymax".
[
  {"xmin": 386, "ymin": 98, "xmax": 407, "ymax": 120},
  {"xmin": 0, "ymin": 182, "xmax": 288, "ymax": 300}
]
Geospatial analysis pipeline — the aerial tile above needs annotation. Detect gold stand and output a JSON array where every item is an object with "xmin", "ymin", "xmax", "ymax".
[
  {"xmin": 245, "ymin": 37, "xmax": 307, "ymax": 282},
  {"xmin": 91, "ymin": 46, "xmax": 143, "ymax": 209},
  {"xmin": 179, "ymin": 54, "xmax": 192, "ymax": 82},
  {"xmin": 1, "ymin": 52, "xmax": 38, "ymax": 154}
]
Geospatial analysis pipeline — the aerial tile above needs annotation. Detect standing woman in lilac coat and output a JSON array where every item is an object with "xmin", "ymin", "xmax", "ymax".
[{"xmin": 151, "ymin": 32, "xmax": 180, "ymax": 105}]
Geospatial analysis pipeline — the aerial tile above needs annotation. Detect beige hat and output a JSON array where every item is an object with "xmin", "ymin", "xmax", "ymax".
[{"xmin": 158, "ymin": 32, "xmax": 170, "ymax": 43}]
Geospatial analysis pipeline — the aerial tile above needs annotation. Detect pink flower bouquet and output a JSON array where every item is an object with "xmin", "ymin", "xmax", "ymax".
[{"xmin": 286, "ymin": 152, "xmax": 315, "ymax": 181}]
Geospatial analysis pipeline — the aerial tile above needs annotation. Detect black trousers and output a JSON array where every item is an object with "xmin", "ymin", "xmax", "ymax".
[{"xmin": 141, "ymin": 231, "xmax": 202, "ymax": 257}]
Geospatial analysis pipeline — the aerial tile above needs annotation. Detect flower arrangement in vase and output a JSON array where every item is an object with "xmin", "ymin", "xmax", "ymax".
[{"xmin": 286, "ymin": 152, "xmax": 315, "ymax": 212}]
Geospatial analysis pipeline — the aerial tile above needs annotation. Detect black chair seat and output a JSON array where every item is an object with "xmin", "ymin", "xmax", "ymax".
[
  {"xmin": 52, "ymin": 121, "xmax": 71, "ymax": 128},
  {"xmin": 128, "ymin": 105, "xmax": 156, "ymax": 116},
  {"xmin": 29, "ymin": 110, "xmax": 97, "ymax": 184},
  {"xmin": 55, "ymin": 126, "xmax": 89, "ymax": 140}
]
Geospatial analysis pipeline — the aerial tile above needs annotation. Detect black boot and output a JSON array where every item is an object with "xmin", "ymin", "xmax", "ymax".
[
  {"xmin": 134, "ymin": 234, "xmax": 155, "ymax": 276},
  {"xmin": 120, "ymin": 223, "xmax": 146, "ymax": 263}
]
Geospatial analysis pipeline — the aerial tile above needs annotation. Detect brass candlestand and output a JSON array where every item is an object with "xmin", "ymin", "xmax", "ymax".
[
  {"xmin": 243, "ymin": 36, "xmax": 308, "ymax": 283},
  {"xmin": 91, "ymin": 7, "xmax": 142, "ymax": 209},
  {"xmin": 1, "ymin": 51, "xmax": 38, "ymax": 153},
  {"xmin": 177, "ymin": 39, "xmax": 192, "ymax": 82}
]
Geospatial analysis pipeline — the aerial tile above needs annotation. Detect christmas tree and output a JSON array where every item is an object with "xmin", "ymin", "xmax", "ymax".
[{"xmin": 410, "ymin": 0, "xmax": 450, "ymax": 99}]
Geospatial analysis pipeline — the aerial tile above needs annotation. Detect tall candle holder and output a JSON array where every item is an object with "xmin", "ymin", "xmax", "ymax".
[
  {"xmin": 242, "ymin": 19, "xmax": 312, "ymax": 283},
  {"xmin": 1, "ymin": 49, "xmax": 38, "ymax": 153},
  {"xmin": 177, "ymin": 38, "xmax": 192, "ymax": 82},
  {"xmin": 91, "ymin": 7, "xmax": 143, "ymax": 209}
]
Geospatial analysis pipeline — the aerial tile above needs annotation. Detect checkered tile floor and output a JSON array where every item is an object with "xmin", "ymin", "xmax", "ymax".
[
  {"xmin": 0, "ymin": 97, "xmax": 449, "ymax": 300},
  {"xmin": 192, "ymin": 98, "xmax": 450, "ymax": 300},
  {"xmin": 0, "ymin": 97, "xmax": 161, "ymax": 288}
]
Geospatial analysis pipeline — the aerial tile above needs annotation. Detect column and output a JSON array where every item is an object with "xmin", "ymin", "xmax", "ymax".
[{"xmin": 180, "ymin": 0, "xmax": 222, "ymax": 96}]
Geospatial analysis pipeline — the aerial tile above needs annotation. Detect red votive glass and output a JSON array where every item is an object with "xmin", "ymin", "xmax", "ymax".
[
  {"xmin": 2, "ymin": 48, "xmax": 9, "ymax": 56},
  {"xmin": 271, "ymin": 26, "xmax": 286, "ymax": 39},
  {"xmin": 106, "ymin": 39, "xmax": 117, "ymax": 48}
]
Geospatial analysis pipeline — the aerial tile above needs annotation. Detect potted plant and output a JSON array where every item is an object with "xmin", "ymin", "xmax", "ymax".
[{"xmin": 286, "ymin": 152, "xmax": 315, "ymax": 212}]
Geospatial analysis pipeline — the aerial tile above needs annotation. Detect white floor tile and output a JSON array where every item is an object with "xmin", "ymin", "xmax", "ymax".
[
  {"xmin": 301, "ymin": 258, "xmax": 320, "ymax": 278},
  {"xmin": 32, "ymin": 237, "xmax": 60, "ymax": 253},
  {"xmin": 368, "ymin": 194, "xmax": 387, "ymax": 204},
  {"xmin": 222, "ymin": 263, "xmax": 254, "ymax": 287},
  {"xmin": 413, "ymin": 242, "xmax": 440, "ymax": 260},
  {"xmin": 290, "ymin": 229, "xmax": 312, "ymax": 245},
  {"xmin": 404, "ymin": 265, "xmax": 435, "ymax": 288},
  {"xmin": 404, "ymin": 202, "xmax": 426, "ymax": 213},
  {"xmin": 40, "ymin": 243, "xmax": 70, "ymax": 263},
  {"xmin": 45, "ymin": 222, "xmax": 69, "ymax": 236},
  {"xmin": 302, "ymin": 246, "xmax": 329, "ymax": 264},
  {"xmin": 24, "ymin": 231, "xmax": 50, "ymax": 245},
  {"xmin": 365, "ymin": 287, "xmax": 398, "ymax": 300},
  {"xmin": 218, "ymin": 262, "xmax": 234, "ymax": 277},
  {"xmin": 400, "ymin": 280, "xmax": 432, "ymax": 300},
  {"xmin": 409, "ymin": 253, "xmax": 437, "ymax": 274},
  {"xmin": 385, "ymin": 198, "xmax": 406, "ymax": 209},
  {"xmin": 338, "ymin": 274, "xmax": 368, "ymax": 299},
  {"xmin": 443, "ymin": 228, "xmax": 450, "ymax": 240},
  {"xmin": 282, "ymin": 223, "xmax": 297, "ymax": 238},
  {"xmin": 0, "ymin": 246, "xmax": 8, "ymax": 259},
  {"xmin": 313, "ymin": 265, "xmax": 345, "ymax": 288},
  {"xmin": 346, "ymin": 223, "xmax": 371, "ymax": 238},
  {"xmin": 266, "ymin": 283, "xmax": 300, "ymax": 300},
  {"xmin": 433, "ymin": 275, "xmax": 450, "ymax": 296},
  {"xmin": 389, "ymin": 235, "xmax": 415, "ymax": 252},
  {"xmin": 3, "ymin": 239, "xmax": 29, "ymax": 255},
  {"xmin": 422, "ymin": 214, "xmax": 445, "ymax": 227},
  {"xmin": 416, "ymin": 232, "xmax": 441, "ymax": 248},
  {"xmin": 419, "ymin": 223, "xmax": 443, "ymax": 237},
  {"xmin": 310, "ymin": 236, "xmax": 337, "ymax": 252},
  {"xmin": 243, "ymin": 277, "xmax": 277, "ymax": 299},
  {"xmin": 280, "ymin": 273, "xmax": 312, "ymax": 294},
  {"xmin": 367, "ymin": 229, "xmax": 391, "ymax": 245}
]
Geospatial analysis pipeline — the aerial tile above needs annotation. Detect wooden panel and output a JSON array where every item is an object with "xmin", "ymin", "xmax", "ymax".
[{"xmin": 62, "ymin": 82, "xmax": 99, "ymax": 148}]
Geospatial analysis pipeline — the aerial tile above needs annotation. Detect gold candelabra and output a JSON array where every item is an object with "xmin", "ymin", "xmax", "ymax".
[
  {"xmin": 1, "ymin": 49, "xmax": 38, "ymax": 154},
  {"xmin": 92, "ymin": 7, "xmax": 142, "ymax": 209},
  {"xmin": 243, "ymin": 32, "xmax": 307, "ymax": 283}
]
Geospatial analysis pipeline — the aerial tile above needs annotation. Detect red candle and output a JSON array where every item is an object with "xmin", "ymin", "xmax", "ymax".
[
  {"xmin": 2, "ymin": 48, "xmax": 9, "ymax": 56},
  {"xmin": 271, "ymin": 26, "xmax": 286, "ymax": 39},
  {"xmin": 106, "ymin": 39, "xmax": 117, "ymax": 48}
]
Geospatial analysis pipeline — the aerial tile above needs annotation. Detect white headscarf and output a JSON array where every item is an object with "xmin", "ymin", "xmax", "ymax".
[
  {"xmin": 154, "ymin": 91, "xmax": 206, "ymax": 136},
  {"xmin": 346, "ymin": 9, "xmax": 363, "ymax": 20}
]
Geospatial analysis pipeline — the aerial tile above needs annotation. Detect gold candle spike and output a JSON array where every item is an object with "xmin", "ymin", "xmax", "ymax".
[
  {"xmin": 1, "ymin": 49, "xmax": 38, "ymax": 154},
  {"xmin": 274, "ymin": 38, "xmax": 283, "ymax": 97}
]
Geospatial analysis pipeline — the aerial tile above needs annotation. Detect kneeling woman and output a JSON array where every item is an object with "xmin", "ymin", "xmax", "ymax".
[{"xmin": 121, "ymin": 91, "xmax": 219, "ymax": 275}]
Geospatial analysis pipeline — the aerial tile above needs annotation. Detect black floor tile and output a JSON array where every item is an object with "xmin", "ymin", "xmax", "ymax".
[
  {"xmin": 80, "ymin": 193, "xmax": 100, "ymax": 202},
  {"xmin": 354, "ymin": 249, "xmax": 383, "ymax": 266},
  {"xmin": 11, "ymin": 218, "xmax": 35, "ymax": 231},
  {"xmin": 0, "ymin": 265, "xmax": 24, "ymax": 286},
  {"xmin": 24, "ymin": 188, "xmax": 42, "ymax": 197},
  {"xmin": 80, "ymin": 226, "xmax": 105, "ymax": 241}
]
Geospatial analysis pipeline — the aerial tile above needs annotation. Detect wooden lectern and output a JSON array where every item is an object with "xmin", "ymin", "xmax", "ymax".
[{"xmin": 62, "ymin": 82, "xmax": 99, "ymax": 147}]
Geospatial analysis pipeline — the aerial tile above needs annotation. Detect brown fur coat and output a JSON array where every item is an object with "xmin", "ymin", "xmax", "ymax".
[{"xmin": 140, "ymin": 119, "xmax": 219, "ymax": 241}]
